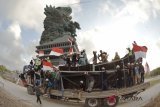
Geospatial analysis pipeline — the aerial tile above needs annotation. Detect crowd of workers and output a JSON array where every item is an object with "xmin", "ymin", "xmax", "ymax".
[
  {"xmin": 62, "ymin": 49, "xmax": 89, "ymax": 67},
  {"xmin": 19, "ymin": 46, "xmax": 145, "ymax": 95},
  {"xmin": 115, "ymin": 61, "xmax": 145, "ymax": 89}
]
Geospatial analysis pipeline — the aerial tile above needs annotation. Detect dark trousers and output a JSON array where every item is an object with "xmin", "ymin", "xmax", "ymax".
[
  {"xmin": 36, "ymin": 95, "xmax": 41, "ymax": 104},
  {"xmin": 117, "ymin": 78, "xmax": 123, "ymax": 88},
  {"xmin": 141, "ymin": 73, "xmax": 144, "ymax": 83},
  {"xmin": 127, "ymin": 76, "xmax": 133, "ymax": 87},
  {"xmin": 103, "ymin": 79, "xmax": 108, "ymax": 90}
]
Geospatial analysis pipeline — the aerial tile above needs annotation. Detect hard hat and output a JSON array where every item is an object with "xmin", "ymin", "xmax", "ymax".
[
  {"xmin": 46, "ymin": 78, "xmax": 49, "ymax": 81},
  {"xmin": 80, "ymin": 80, "xmax": 83, "ymax": 84},
  {"xmin": 116, "ymin": 65, "xmax": 120, "ymax": 69}
]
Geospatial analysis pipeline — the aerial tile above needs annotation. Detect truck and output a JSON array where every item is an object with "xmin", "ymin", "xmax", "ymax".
[{"xmin": 25, "ymin": 55, "xmax": 150, "ymax": 107}]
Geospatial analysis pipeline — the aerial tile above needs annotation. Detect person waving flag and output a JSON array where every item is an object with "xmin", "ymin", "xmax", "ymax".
[{"xmin": 132, "ymin": 43, "xmax": 148, "ymax": 60}]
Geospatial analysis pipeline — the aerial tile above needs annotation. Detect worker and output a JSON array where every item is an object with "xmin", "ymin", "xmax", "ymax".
[{"xmin": 34, "ymin": 83, "xmax": 42, "ymax": 104}]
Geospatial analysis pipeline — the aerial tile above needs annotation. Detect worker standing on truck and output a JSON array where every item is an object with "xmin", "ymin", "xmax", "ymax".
[
  {"xmin": 139, "ymin": 62, "xmax": 145, "ymax": 83},
  {"xmin": 116, "ymin": 65, "xmax": 123, "ymax": 88}
]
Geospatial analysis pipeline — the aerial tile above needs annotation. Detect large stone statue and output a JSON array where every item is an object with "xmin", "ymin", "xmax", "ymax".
[{"xmin": 40, "ymin": 5, "xmax": 81, "ymax": 44}]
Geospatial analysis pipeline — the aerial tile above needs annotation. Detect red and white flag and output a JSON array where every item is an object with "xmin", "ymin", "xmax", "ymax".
[
  {"xmin": 132, "ymin": 44, "xmax": 148, "ymax": 60},
  {"xmin": 42, "ymin": 60, "xmax": 53, "ymax": 71},
  {"xmin": 50, "ymin": 47, "xmax": 64, "ymax": 56},
  {"xmin": 145, "ymin": 62, "xmax": 150, "ymax": 73},
  {"xmin": 39, "ymin": 50, "xmax": 44, "ymax": 57},
  {"xmin": 69, "ymin": 47, "xmax": 73, "ymax": 55},
  {"xmin": 68, "ymin": 37, "xmax": 73, "ymax": 46}
]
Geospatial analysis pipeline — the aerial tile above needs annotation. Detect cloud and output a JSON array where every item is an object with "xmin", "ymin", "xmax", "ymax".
[
  {"xmin": 77, "ymin": 20, "xmax": 160, "ymax": 70},
  {"xmin": 0, "ymin": 0, "xmax": 81, "ymax": 70},
  {"xmin": 156, "ymin": 38, "xmax": 160, "ymax": 49},
  {"xmin": 8, "ymin": 22, "xmax": 21, "ymax": 41},
  {"xmin": 21, "ymin": 40, "xmax": 39, "ymax": 64},
  {"xmin": 100, "ymin": 0, "xmax": 160, "ymax": 23},
  {"xmin": 0, "ymin": 0, "xmax": 81, "ymax": 32},
  {"xmin": 0, "ymin": 22, "xmax": 25, "ymax": 70},
  {"xmin": 0, "ymin": 22, "xmax": 40, "ymax": 70},
  {"xmin": 77, "ymin": 23, "xmax": 136, "ymax": 61}
]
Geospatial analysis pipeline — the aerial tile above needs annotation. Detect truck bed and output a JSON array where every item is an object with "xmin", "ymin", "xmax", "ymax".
[{"xmin": 50, "ymin": 82, "xmax": 150, "ymax": 100}]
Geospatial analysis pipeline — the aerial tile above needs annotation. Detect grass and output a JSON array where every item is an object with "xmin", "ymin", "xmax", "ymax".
[
  {"xmin": 143, "ymin": 93, "xmax": 160, "ymax": 107},
  {"xmin": 149, "ymin": 79, "xmax": 160, "ymax": 88},
  {"xmin": 143, "ymin": 78, "xmax": 160, "ymax": 107}
]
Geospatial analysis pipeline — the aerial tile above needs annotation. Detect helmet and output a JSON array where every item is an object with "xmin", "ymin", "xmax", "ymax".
[{"xmin": 116, "ymin": 65, "xmax": 120, "ymax": 69}]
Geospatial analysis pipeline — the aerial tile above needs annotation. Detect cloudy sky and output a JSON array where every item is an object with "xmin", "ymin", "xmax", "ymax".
[{"xmin": 0, "ymin": 0, "xmax": 160, "ymax": 71}]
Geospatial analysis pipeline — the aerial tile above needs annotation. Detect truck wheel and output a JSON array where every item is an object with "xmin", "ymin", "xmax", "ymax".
[
  {"xmin": 103, "ymin": 96, "xmax": 119, "ymax": 107},
  {"xmin": 27, "ymin": 85, "xmax": 34, "ymax": 95},
  {"xmin": 85, "ymin": 98, "xmax": 101, "ymax": 107}
]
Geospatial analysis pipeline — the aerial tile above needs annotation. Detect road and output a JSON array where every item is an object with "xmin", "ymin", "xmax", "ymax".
[
  {"xmin": 117, "ymin": 82, "xmax": 160, "ymax": 107},
  {"xmin": 0, "ymin": 75, "xmax": 160, "ymax": 107},
  {"xmin": 0, "ymin": 77, "xmax": 82, "ymax": 107}
]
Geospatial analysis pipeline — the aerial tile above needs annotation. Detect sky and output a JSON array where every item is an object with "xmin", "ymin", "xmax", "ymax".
[{"xmin": 0, "ymin": 0, "xmax": 160, "ymax": 71}]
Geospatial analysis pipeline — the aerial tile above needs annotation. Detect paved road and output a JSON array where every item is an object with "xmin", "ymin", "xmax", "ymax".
[
  {"xmin": 0, "ymin": 75, "xmax": 160, "ymax": 107},
  {"xmin": 117, "ymin": 75, "xmax": 160, "ymax": 107},
  {"xmin": 0, "ymin": 77, "xmax": 83, "ymax": 107}
]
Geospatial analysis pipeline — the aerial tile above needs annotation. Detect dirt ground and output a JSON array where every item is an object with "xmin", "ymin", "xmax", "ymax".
[
  {"xmin": 0, "ymin": 89, "xmax": 32, "ymax": 107},
  {"xmin": 143, "ymin": 93, "xmax": 160, "ymax": 107}
]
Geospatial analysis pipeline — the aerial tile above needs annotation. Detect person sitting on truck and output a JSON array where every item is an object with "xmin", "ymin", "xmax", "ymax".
[
  {"xmin": 113, "ymin": 52, "xmax": 120, "ymax": 61},
  {"xmin": 98, "ymin": 50, "xmax": 109, "ymax": 63}
]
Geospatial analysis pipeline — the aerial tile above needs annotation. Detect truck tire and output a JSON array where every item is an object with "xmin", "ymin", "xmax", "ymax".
[
  {"xmin": 85, "ymin": 98, "xmax": 101, "ymax": 107},
  {"xmin": 27, "ymin": 85, "xmax": 34, "ymax": 95},
  {"xmin": 103, "ymin": 96, "xmax": 119, "ymax": 107}
]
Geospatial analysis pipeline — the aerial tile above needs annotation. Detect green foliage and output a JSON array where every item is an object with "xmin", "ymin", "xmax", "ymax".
[
  {"xmin": 149, "ymin": 79, "xmax": 160, "ymax": 87},
  {"xmin": 145, "ymin": 67, "xmax": 160, "ymax": 78},
  {"xmin": 0, "ymin": 65, "xmax": 11, "ymax": 72}
]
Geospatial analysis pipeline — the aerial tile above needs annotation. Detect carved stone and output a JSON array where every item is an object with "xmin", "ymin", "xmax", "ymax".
[{"xmin": 40, "ymin": 5, "xmax": 81, "ymax": 44}]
